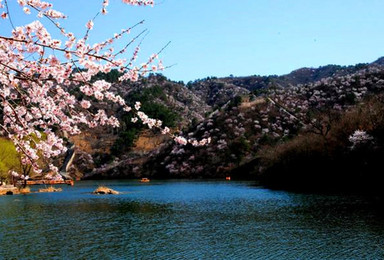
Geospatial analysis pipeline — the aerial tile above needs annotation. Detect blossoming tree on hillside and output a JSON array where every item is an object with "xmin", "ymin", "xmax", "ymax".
[{"xmin": 0, "ymin": 0, "xmax": 184, "ymax": 179}]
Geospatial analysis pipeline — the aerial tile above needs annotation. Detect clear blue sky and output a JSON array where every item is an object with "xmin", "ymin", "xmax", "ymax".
[{"xmin": 2, "ymin": 0, "xmax": 384, "ymax": 82}]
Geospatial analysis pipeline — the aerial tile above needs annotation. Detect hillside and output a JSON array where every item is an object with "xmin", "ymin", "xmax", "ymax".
[
  {"xmin": 139, "ymin": 60, "xmax": 384, "ymax": 192},
  {"xmin": 68, "ymin": 74, "xmax": 212, "ymax": 179},
  {"xmin": 20, "ymin": 56, "xmax": 384, "ymax": 193}
]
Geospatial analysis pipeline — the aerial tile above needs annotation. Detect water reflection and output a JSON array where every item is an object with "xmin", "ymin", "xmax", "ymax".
[{"xmin": 0, "ymin": 180, "xmax": 384, "ymax": 259}]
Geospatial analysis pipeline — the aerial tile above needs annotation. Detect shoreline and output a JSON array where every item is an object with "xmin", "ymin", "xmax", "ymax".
[{"xmin": 2, "ymin": 177, "xmax": 384, "ymax": 198}]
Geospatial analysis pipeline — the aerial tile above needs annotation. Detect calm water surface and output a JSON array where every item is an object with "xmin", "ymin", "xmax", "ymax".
[{"xmin": 0, "ymin": 180, "xmax": 384, "ymax": 259}]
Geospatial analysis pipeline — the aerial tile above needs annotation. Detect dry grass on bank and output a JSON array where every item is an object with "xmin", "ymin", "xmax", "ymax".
[
  {"xmin": 18, "ymin": 186, "xmax": 31, "ymax": 194},
  {"xmin": 38, "ymin": 186, "xmax": 63, "ymax": 193}
]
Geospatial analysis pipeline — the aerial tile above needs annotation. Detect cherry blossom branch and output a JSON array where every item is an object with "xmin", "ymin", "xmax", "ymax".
[
  {"xmin": 3, "ymin": 0, "xmax": 15, "ymax": 30},
  {"xmin": 0, "ymin": 0, "xmax": 200, "ymax": 178}
]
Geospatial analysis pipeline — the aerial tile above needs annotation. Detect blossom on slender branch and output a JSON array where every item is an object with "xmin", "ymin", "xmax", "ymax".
[{"xmin": 0, "ymin": 0, "xmax": 164, "ymax": 173}]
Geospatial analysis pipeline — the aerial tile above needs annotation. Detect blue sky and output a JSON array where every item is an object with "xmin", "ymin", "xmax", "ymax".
[{"xmin": 2, "ymin": 0, "xmax": 384, "ymax": 82}]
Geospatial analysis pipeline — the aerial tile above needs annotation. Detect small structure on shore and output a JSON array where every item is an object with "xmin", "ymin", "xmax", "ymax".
[
  {"xmin": 93, "ymin": 186, "xmax": 119, "ymax": 195},
  {"xmin": 0, "ymin": 185, "xmax": 19, "ymax": 196},
  {"xmin": 226, "ymin": 176, "xmax": 231, "ymax": 181},
  {"xmin": 25, "ymin": 179, "xmax": 74, "ymax": 186}
]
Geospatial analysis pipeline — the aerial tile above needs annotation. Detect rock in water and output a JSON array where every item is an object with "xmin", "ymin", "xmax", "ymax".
[{"xmin": 93, "ymin": 186, "xmax": 119, "ymax": 195}]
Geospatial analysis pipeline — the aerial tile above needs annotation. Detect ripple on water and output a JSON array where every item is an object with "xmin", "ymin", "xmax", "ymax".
[{"xmin": 0, "ymin": 180, "xmax": 384, "ymax": 259}]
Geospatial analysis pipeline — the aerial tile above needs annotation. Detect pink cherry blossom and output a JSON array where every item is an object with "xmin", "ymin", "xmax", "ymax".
[
  {"xmin": 23, "ymin": 7, "xmax": 30, "ymax": 14},
  {"xmin": 86, "ymin": 20, "xmax": 94, "ymax": 30},
  {"xmin": 80, "ymin": 100, "xmax": 91, "ymax": 109}
]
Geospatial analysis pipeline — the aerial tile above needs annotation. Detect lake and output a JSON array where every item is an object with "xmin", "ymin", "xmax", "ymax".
[{"xmin": 0, "ymin": 180, "xmax": 384, "ymax": 259}]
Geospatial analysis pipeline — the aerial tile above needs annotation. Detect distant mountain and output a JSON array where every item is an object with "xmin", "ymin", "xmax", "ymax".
[
  {"xmin": 184, "ymin": 61, "xmax": 378, "ymax": 108},
  {"xmin": 372, "ymin": 56, "xmax": 384, "ymax": 66}
]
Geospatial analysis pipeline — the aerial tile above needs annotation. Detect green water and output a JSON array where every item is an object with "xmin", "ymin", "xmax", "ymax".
[{"xmin": 0, "ymin": 180, "xmax": 384, "ymax": 259}]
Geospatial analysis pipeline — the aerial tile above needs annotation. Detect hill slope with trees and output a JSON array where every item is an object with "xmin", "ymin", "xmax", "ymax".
[{"xmin": 4, "ymin": 55, "xmax": 384, "ymax": 193}]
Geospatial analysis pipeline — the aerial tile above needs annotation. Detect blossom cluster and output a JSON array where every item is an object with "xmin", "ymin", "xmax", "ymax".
[
  {"xmin": 10, "ymin": 171, "xmax": 30, "ymax": 180},
  {"xmin": 349, "ymin": 130, "xmax": 373, "ymax": 149}
]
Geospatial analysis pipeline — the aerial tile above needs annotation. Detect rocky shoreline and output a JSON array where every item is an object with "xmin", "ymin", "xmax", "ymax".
[
  {"xmin": 0, "ymin": 185, "xmax": 28, "ymax": 196},
  {"xmin": 0, "ymin": 185, "xmax": 62, "ymax": 196}
]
